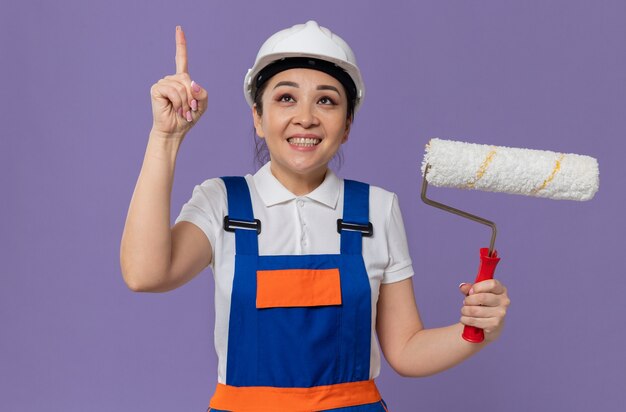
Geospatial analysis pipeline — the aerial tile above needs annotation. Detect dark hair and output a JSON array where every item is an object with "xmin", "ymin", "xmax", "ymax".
[{"xmin": 252, "ymin": 67, "xmax": 354, "ymax": 169}]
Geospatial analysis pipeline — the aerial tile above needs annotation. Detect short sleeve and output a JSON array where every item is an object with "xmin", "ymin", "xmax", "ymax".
[
  {"xmin": 381, "ymin": 193, "xmax": 414, "ymax": 284},
  {"xmin": 174, "ymin": 178, "xmax": 227, "ymax": 267}
]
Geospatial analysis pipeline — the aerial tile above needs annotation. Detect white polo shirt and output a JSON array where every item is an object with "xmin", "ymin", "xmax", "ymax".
[{"xmin": 175, "ymin": 162, "xmax": 414, "ymax": 383}]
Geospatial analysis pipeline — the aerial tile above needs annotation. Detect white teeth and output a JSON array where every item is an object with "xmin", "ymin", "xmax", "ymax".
[{"xmin": 288, "ymin": 137, "xmax": 321, "ymax": 147}]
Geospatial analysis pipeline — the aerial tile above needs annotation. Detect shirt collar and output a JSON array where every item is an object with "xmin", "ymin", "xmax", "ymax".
[{"xmin": 253, "ymin": 162, "xmax": 341, "ymax": 209}]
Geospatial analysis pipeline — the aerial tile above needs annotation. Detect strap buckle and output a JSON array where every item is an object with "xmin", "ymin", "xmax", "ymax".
[
  {"xmin": 336, "ymin": 219, "xmax": 373, "ymax": 237},
  {"xmin": 224, "ymin": 216, "xmax": 262, "ymax": 234}
]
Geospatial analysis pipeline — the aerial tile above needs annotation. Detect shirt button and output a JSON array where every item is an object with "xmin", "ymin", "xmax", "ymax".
[{"xmin": 297, "ymin": 199, "xmax": 305, "ymax": 207}]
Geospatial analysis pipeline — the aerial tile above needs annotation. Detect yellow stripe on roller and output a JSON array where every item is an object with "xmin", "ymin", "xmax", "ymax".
[
  {"xmin": 531, "ymin": 153, "xmax": 565, "ymax": 195},
  {"xmin": 466, "ymin": 148, "xmax": 497, "ymax": 189}
]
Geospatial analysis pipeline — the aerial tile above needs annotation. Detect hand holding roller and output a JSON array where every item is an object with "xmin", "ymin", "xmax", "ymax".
[{"xmin": 420, "ymin": 138, "xmax": 599, "ymax": 343}]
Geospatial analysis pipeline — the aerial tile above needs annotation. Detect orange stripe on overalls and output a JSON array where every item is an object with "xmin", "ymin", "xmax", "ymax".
[{"xmin": 256, "ymin": 268, "xmax": 342, "ymax": 308}]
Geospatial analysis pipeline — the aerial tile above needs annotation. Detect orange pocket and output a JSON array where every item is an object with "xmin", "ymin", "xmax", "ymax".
[{"xmin": 256, "ymin": 268, "xmax": 342, "ymax": 308}]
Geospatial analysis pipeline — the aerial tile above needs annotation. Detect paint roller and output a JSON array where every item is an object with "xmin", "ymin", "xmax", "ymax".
[{"xmin": 420, "ymin": 138, "xmax": 599, "ymax": 343}]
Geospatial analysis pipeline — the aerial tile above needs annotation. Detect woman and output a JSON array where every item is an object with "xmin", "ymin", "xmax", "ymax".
[{"xmin": 120, "ymin": 21, "xmax": 510, "ymax": 412}]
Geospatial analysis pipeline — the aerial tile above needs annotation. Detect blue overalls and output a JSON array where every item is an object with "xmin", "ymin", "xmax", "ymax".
[{"xmin": 208, "ymin": 176, "xmax": 389, "ymax": 412}]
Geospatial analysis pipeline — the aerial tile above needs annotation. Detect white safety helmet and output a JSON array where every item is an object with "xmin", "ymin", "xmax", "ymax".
[{"xmin": 243, "ymin": 20, "xmax": 365, "ymax": 113}]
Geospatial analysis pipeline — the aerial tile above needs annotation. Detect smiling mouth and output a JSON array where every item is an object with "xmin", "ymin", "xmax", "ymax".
[{"xmin": 287, "ymin": 137, "xmax": 321, "ymax": 147}]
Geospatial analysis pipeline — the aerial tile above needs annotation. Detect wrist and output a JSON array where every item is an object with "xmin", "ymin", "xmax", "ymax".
[
  {"xmin": 146, "ymin": 129, "xmax": 184, "ymax": 162},
  {"xmin": 149, "ymin": 126, "xmax": 185, "ymax": 145}
]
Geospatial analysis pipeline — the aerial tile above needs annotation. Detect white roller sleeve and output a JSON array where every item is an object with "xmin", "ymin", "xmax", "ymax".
[{"xmin": 421, "ymin": 138, "xmax": 599, "ymax": 201}]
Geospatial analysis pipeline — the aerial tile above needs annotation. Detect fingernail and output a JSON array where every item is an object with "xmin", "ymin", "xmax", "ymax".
[
  {"xmin": 469, "ymin": 287, "xmax": 475, "ymax": 295},
  {"xmin": 191, "ymin": 80, "xmax": 201, "ymax": 93},
  {"xmin": 459, "ymin": 282, "xmax": 468, "ymax": 288},
  {"xmin": 186, "ymin": 110, "xmax": 193, "ymax": 122},
  {"xmin": 191, "ymin": 99, "xmax": 198, "ymax": 111}
]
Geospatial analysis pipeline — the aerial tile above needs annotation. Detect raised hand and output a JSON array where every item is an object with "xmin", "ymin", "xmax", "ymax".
[{"xmin": 150, "ymin": 26, "xmax": 208, "ymax": 138}]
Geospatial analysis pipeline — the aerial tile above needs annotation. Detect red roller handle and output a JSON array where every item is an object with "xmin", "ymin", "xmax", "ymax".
[{"xmin": 462, "ymin": 247, "xmax": 501, "ymax": 343}]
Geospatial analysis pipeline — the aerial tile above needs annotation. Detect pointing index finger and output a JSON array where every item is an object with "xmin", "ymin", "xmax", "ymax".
[{"xmin": 175, "ymin": 25, "xmax": 188, "ymax": 74}]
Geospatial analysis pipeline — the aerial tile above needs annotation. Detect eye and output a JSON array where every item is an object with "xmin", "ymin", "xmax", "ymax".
[
  {"xmin": 318, "ymin": 96, "xmax": 336, "ymax": 105},
  {"xmin": 277, "ymin": 94, "xmax": 295, "ymax": 103}
]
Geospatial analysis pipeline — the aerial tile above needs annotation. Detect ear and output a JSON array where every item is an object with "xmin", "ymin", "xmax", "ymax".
[
  {"xmin": 252, "ymin": 105, "xmax": 265, "ymax": 139},
  {"xmin": 341, "ymin": 116, "xmax": 352, "ymax": 144}
]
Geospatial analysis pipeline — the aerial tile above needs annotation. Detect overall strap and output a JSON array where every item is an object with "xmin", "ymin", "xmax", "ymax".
[
  {"xmin": 221, "ymin": 176, "xmax": 259, "ymax": 256},
  {"xmin": 339, "ymin": 179, "xmax": 372, "ymax": 255}
]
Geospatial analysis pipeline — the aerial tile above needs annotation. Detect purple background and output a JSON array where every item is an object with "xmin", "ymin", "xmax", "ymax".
[{"xmin": 2, "ymin": 1, "xmax": 625, "ymax": 411}]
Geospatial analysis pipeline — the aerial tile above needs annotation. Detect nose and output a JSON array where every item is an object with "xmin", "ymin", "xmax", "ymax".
[{"xmin": 293, "ymin": 102, "xmax": 319, "ymax": 128}]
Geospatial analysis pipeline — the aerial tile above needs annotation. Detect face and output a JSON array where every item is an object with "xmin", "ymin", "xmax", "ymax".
[{"xmin": 253, "ymin": 68, "xmax": 352, "ymax": 183}]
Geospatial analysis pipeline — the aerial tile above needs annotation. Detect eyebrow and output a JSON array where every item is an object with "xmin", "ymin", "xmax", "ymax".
[
  {"xmin": 273, "ymin": 81, "xmax": 299, "ymax": 89},
  {"xmin": 317, "ymin": 85, "xmax": 341, "ymax": 95},
  {"xmin": 273, "ymin": 81, "xmax": 342, "ymax": 95}
]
